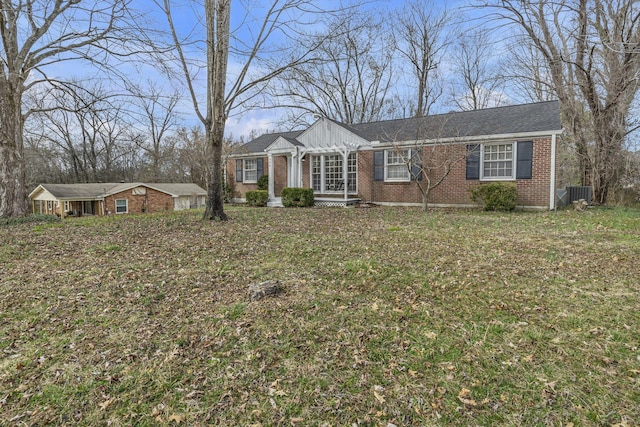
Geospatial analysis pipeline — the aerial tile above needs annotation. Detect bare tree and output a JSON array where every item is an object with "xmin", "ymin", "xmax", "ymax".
[
  {"xmin": 449, "ymin": 30, "xmax": 507, "ymax": 111},
  {"xmin": 272, "ymin": 9, "xmax": 396, "ymax": 126},
  {"xmin": 162, "ymin": 0, "xmax": 330, "ymax": 220},
  {"xmin": 501, "ymin": 38, "xmax": 557, "ymax": 104},
  {"xmin": 386, "ymin": 119, "xmax": 467, "ymax": 211},
  {"xmin": 394, "ymin": 0, "xmax": 452, "ymax": 118},
  {"xmin": 173, "ymin": 126, "xmax": 212, "ymax": 191},
  {"xmin": 27, "ymin": 84, "xmax": 134, "ymax": 183},
  {"xmin": 0, "ymin": 0, "xmax": 150, "ymax": 217},
  {"xmin": 482, "ymin": 0, "xmax": 640, "ymax": 205},
  {"xmin": 127, "ymin": 82, "xmax": 181, "ymax": 181}
]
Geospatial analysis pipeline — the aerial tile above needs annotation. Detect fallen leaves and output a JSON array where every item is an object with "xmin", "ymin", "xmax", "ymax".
[
  {"xmin": 373, "ymin": 385, "xmax": 386, "ymax": 404},
  {"xmin": 1, "ymin": 207, "xmax": 639, "ymax": 425},
  {"xmin": 457, "ymin": 388, "xmax": 477, "ymax": 406}
]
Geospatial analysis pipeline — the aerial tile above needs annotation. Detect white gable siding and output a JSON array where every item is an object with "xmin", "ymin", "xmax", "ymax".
[
  {"xmin": 31, "ymin": 188, "xmax": 57, "ymax": 201},
  {"xmin": 298, "ymin": 120, "xmax": 369, "ymax": 149},
  {"xmin": 267, "ymin": 137, "xmax": 297, "ymax": 152}
]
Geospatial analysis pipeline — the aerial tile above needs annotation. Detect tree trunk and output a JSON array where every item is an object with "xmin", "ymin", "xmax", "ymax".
[
  {"xmin": 204, "ymin": 128, "xmax": 227, "ymax": 220},
  {"xmin": 0, "ymin": 87, "xmax": 29, "ymax": 217},
  {"xmin": 421, "ymin": 192, "xmax": 429, "ymax": 212},
  {"xmin": 203, "ymin": 0, "xmax": 230, "ymax": 221}
]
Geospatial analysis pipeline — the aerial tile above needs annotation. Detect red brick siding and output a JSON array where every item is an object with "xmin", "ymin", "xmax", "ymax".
[
  {"xmin": 227, "ymin": 156, "xmax": 288, "ymax": 198},
  {"xmin": 227, "ymin": 137, "xmax": 555, "ymax": 208},
  {"xmin": 359, "ymin": 138, "xmax": 554, "ymax": 208},
  {"xmin": 105, "ymin": 187, "xmax": 174, "ymax": 214},
  {"xmin": 273, "ymin": 156, "xmax": 288, "ymax": 196}
]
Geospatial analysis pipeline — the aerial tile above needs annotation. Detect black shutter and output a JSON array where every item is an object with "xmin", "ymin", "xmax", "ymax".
[
  {"xmin": 411, "ymin": 163, "xmax": 422, "ymax": 181},
  {"xmin": 466, "ymin": 144, "xmax": 480, "ymax": 180},
  {"xmin": 374, "ymin": 151, "xmax": 384, "ymax": 181},
  {"xmin": 236, "ymin": 159, "xmax": 243, "ymax": 182},
  {"xmin": 257, "ymin": 158, "xmax": 264, "ymax": 178},
  {"xmin": 516, "ymin": 141, "xmax": 533, "ymax": 179},
  {"xmin": 411, "ymin": 149, "xmax": 422, "ymax": 181}
]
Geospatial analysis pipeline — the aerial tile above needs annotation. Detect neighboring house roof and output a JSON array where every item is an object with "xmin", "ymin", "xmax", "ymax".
[
  {"xmin": 236, "ymin": 101, "xmax": 562, "ymax": 153},
  {"xmin": 33, "ymin": 183, "xmax": 122, "ymax": 199},
  {"xmin": 144, "ymin": 183, "xmax": 207, "ymax": 197},
  {"xmin": 29, "ymin": 183, "xmax": 207, "ymax": 200}
]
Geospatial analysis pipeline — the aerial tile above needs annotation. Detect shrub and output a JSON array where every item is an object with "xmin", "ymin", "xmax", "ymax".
[
  {"xmin": 470, "ymin": 182, "xmax": 518, "ymax": 211},
  {"xmin": 257, "ymin": 174, "xmax": 269, "ymax": 191},
  {"xmin": 0, "ymin": 214, "xmax": 61, "ymax": 227},
  {"xmin": 281, "ymin": 187, "xmax": 314, "ymax": 207},
  {"xmin": 246, "ymin": 190, "xmax": 269, "ymax": 207}
]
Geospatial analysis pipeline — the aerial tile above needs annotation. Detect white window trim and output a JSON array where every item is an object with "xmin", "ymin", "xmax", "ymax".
[
  {"xmin": 64, "ymin": 201, "xmax": 70, "ymax": 211},
  {"xmin": 310, "ymin": 153, "xmax": 358, "ymax": 194},
  {"xmin": 480, "ymin": 142, "xmax": 516, "ymax": 181},
  {"xmin": 384, "ymin": 149, "xmax": 411, "ymax": 182},
  {"xmin": 115, "ymin": 199, "xmax": 128, "ymax": 214},
  {"xmin": 243, "ymin": 159, "xmax": 258, "ymax": 184}
]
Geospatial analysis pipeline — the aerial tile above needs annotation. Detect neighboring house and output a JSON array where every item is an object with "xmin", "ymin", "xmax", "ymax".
[
  {"xmin": 29, "ymin": 183, "xmax": 207, "ymax": 217},
  {"xmin": 227, "ymin": 101, "xmax": 563, "ymax": 209}
]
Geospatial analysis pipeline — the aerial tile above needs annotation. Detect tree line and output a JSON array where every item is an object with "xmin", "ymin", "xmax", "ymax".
[{"xmin": 2, "ymin": 0, "xmax": 640, "ymax": 218}]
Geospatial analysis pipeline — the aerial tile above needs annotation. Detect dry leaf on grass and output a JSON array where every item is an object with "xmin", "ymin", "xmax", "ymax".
[{"xmin": 168, "ymin": 414, "xmax": 184, "ymax": 424}]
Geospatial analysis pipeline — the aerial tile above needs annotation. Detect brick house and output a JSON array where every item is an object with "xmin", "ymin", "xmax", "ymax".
[
  {"xmin": 29, "ymin": 183, "xmax": 207, "ymax": 217},
  {"xmin": 227, "ymin": 101, "xmax": 563, "ymax": 209}
]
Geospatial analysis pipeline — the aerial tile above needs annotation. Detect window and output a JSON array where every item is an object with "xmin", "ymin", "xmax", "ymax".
[
  {"xmin": 324, "ymin": 154, "xmax": 342, "ymax": 191},
  {"xmin": 310, "ymin": 153, "xmax": 357, "ymax": 193},
  {"xmin": 385, "ymin": 149, "xmax": 411, "ymax": 181},
  {"xmin": 482, "ymin": 143, "xmax": 514, "ymax": 179},
  {"xmin": 236, "ymin": 158, "xmax": 264, "ymax": 183},
  {"xmin": 311, "ymin": 156, "xmax": 322, "ymax": 191},
  {"xmin": 244, "ymin": 159, "xmax": 258, "ymax": 183},
  {"xmin": 64, "ymin": 201, "xmax": 69, "ymax": 211},
  {"xmin": 466, "ymin": 141, "xmax": 533, "ymax": 181},
  {"xmin": 347, "ymin": 153, "xmax": 357, "ymax": 192},
  {"xmin": 115, "ymin": 199, "xmax": 128, "ymax": 214},
  {"xmin": 47, "ymin": 201, "xmax": 53, "ymax": 211}
]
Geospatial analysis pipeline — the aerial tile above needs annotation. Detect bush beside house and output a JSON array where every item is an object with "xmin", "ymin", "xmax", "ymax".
[
  {"xmin": 470, "ymin": 182, "xmax": 518, "ymax": 211},
  {"xmin": 246, "ymin": 190, "xmax": 269, "ymax": 207},
  {"xmin": 282, "ymin": 188, "xmax": 314, "ymax": 207}
]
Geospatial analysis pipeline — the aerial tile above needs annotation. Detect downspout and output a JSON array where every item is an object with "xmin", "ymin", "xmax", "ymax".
[
  {"xmin": 549, "ymin": 133, "xmax": 557, "ymax": 210},
  {"xmin": 296, "ymin": 146, "xmax": 303, "ymax": 187}
]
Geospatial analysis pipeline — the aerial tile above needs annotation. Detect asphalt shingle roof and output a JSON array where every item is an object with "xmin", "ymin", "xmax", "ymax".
[
  {"xmin": 37, "ymin": 183, "xmax": 206, "ymax": 199},
  {"xmin": 236, "ymin": 130, "xmax": 304, "ymax": 154},
  {"xmin": 238, "ymin": 101, "xmax": 562, "ymax": 153},
  {"xmin": 349, "ymin": 100, "xmax": 562, "ymax": 142}
]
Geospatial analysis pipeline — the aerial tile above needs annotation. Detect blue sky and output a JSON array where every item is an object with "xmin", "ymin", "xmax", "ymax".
[{"xmin": 32, "ymin": 0, "xmax": 490, "ymax": 140}]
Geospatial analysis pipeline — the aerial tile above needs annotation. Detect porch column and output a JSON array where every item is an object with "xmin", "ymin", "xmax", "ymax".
[
  {"xmin": 268, "ymin": 153, "xmax": 275, "ymax": 200},
  {"xmin": 287, "ymin": 155, "xmax": 294, "ymax": 188},
  {"xmin": 343, "ymin": 147, "xmax": 349, "ymax": 202},
  {"xmin": 297, "ymin": 148, "xmax": 304, "ymax": 187}
]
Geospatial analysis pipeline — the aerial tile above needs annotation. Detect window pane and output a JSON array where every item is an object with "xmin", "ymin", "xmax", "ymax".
[
  {"xmin": 347, "ymin": 153, "xmax": 357, "ymax": 193},
  {"xmin": 244, "ymin": 159, "xmax": 257, "ymax": 182},
  {"xmin": 324, "ymin": 154, "xmax": 343, "ymax": 191},
  {"xmin": 482, "ymin": 144, "xmax": 514, "ymax": 179},
  {"xmin": 311, "ymin": 156, "xmax": 321, "ymax": 191},
  {"xmin": 116, "ymin": 199, "xmax": 127, "ymax": 213},
  {"xmin": 386, "ymin": 149, "xmax": 410, "ymax": 180}
]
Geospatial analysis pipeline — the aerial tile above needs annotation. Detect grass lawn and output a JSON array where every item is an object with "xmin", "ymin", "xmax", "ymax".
[{"xmin": 1, "ymin": 206, "xmax": 639, "ymax": 426}]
